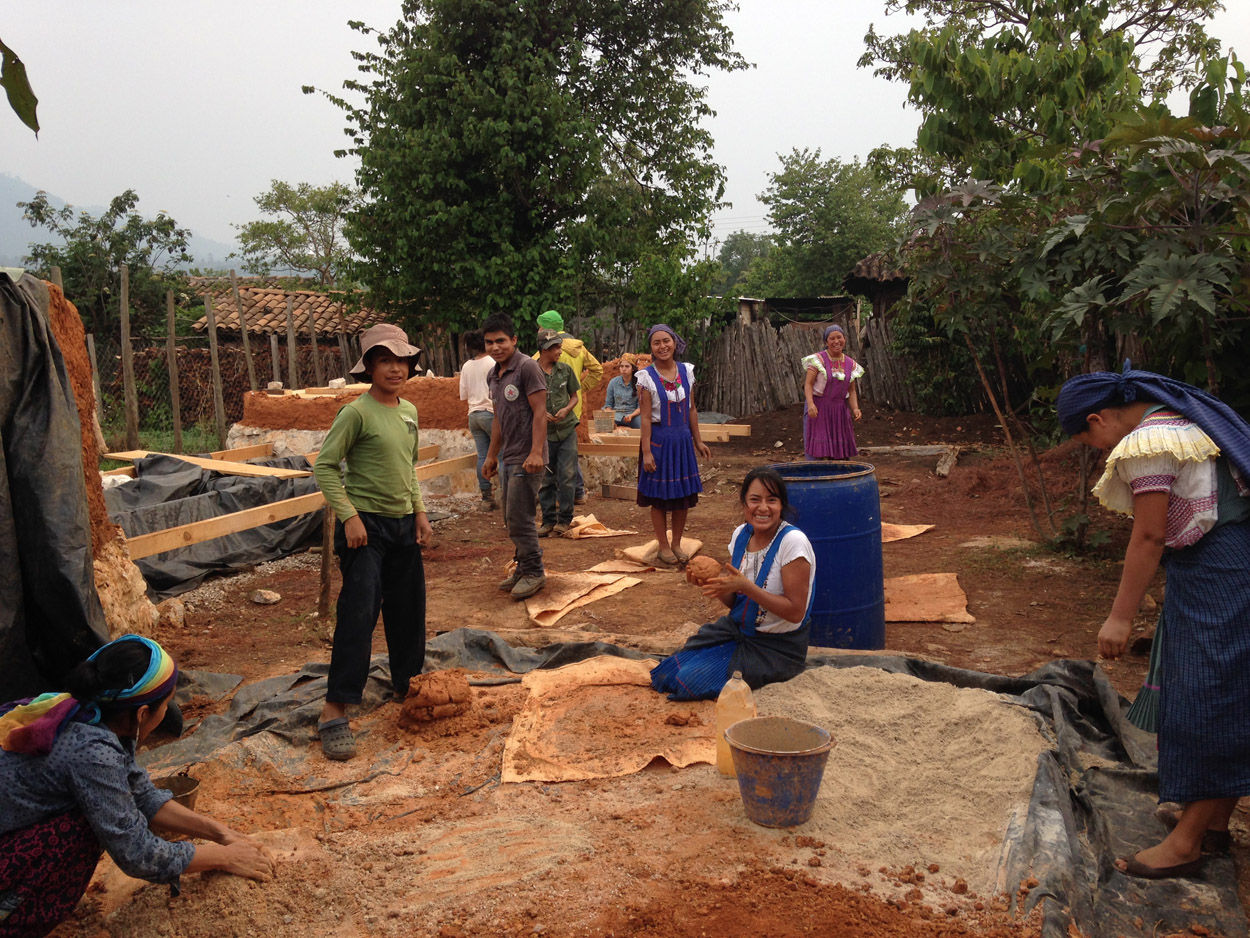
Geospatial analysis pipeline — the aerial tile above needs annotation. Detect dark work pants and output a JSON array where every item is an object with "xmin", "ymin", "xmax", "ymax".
[
  {"xmin": 327, "ymin": 511, "xmax": 425, "ymax": 704},
  {"xmin": 500, "ymin": 463, "xmax": 544, "ymax": 577}
]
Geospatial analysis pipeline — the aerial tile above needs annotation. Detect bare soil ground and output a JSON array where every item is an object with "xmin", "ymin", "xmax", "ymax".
[{"xmin": 51, "ymin": 401, "xmax": 1247, "ymax": 938}]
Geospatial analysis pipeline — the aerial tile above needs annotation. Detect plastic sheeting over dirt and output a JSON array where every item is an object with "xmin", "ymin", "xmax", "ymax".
[
  {"xmin": 149, "ymin": 631, "xmax": 1242, "ymax": 938},
  {"xmin": 0, "ymin": 271, "xmax": 109, "ymax": 697},
  {"xmin": 103, "ymin": 453, "xmax": 323, "ymax": 598}
]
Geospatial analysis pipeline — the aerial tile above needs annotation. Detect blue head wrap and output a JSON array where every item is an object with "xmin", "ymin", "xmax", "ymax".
[
  {"xmin": 1057, "ymin": 366, "xmax": 1250, "ymax": 479},
  {"xmin": 823, "ymin": 324, "xmax": 845, "ymax": 341},
  {"xmin": 647, "ymin": 324, "xmax": 687, "ymax": 358}
]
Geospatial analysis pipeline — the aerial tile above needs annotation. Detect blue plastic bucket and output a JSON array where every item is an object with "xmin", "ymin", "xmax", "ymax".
[
  {"xmin": 771, "ymin": 461, "xmax": 884, "ymax": 649},
  {"xmin": 726, "ymin": 716, "xmax": 833, "ymax": 828}
]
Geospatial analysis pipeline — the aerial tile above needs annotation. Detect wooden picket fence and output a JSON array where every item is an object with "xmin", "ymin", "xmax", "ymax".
[{"xmin": 698, "ymin": 318, "xmax": 918, "ymax": 417}]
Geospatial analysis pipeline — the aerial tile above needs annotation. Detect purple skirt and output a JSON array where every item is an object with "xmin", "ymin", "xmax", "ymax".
[
  {"xmin": 804, "ymin": 391, "xmax": 858, "ymax": 459},
  {"xmin": 0, "ymin": 810, "xmax": 102, "ymax": 937}
]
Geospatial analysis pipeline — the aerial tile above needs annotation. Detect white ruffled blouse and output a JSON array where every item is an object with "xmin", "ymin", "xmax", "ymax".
[{"xmin": 801, "ymin": 352, "xmax": 864, "ymax": 397}]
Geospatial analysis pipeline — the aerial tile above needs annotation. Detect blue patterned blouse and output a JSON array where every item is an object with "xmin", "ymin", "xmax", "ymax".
[{"xmin": 0, "ymin": 722, "xmax": 194, "ymax": 881}]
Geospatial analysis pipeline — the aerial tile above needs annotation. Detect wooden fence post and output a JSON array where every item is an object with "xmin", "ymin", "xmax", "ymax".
[
  {"xmin": 337, "ymin": 331, "xmax": 351, "ymax": 381},
  {"xmin": 50, "ymin": 265, "xmax": 63, "ymax": 290},
  {"xmin": 285, "ymin": 296, "xmax": 299, "ymax": 390},
  {"xmin": 165, "ymin": 291, "xmax": 183, "ymax": 453},
  {"xmin": 269, "ymin": 333, "xmax": 281, "ymax": 384},
  {"xmin": 85, "ymin": 333, "xmax": 104, "ymax": 427},
  {"xmin": 119, "ymin": 264, "xmax": 140, "ymax": 450},
  {"xmin": 306, "ymin": 306, "xmax": 324, "ymax": 388},
  {"xmin": 318, "ymin": 507, "xmax": 333, "ymax": 619},
  {"xmin": 230, "ymin": 269, "xmax": 258, "ymax": 391},
  {"xmin": 204, "ymin": 294, "xmax": 228, "ymax": 448}
]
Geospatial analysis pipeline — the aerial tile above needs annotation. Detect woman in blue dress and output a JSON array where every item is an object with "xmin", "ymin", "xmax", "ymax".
[{"xmin": 636, "ymin": 324, "xmax": 712, "ymax": 566}]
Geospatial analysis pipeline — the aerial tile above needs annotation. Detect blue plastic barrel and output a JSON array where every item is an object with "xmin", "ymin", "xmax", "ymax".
[{"xmin": 770, "ymin": 461, "xmax": 884, "ymax": 649}]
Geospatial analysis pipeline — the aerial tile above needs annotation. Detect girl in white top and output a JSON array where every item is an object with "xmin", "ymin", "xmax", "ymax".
[{"xmin": 650, "ymin": 467, "xmax": 815, "ymax": 699}]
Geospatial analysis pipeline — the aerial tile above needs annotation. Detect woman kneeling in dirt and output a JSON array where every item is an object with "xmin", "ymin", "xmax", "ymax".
[
  {"xmin": 1058, "ymin": 368, "xmax": 1250, "ymax": 881},
  {"xmin": 650, "ymin": 466, "xmax": 815, "ymax": 700},
  {"xmin": 0, "ymin": 635, "xmax": 274, "ymax": 936}
]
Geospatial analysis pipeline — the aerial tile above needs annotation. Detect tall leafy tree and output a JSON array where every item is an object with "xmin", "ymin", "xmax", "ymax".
[
  {"xmin": 19, "ymin": 189, "xmax": 191, "ymax": 333},
  {"xmin": 741, "ymin": 149, "xmax": 907, "ymax": 297},
  {"xmin": 862, "ymin": 0, "xmax": 1224, "ymax": 190},
  {"xmin": 311, "ymin": 0, "xmax": 744, "ymax": 335},
  {"xmin": 712, "ymin": 229, "xmax": 772, "ymax": 296},
  {"xmin": 234, "ymin": 180, "xmax": 357, "ymax": 286}
]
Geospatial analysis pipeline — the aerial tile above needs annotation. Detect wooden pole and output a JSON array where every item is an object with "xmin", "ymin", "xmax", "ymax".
[
  {"xmin": 337, "ymin": 331, "xmax": 351, "ymax": 381},
  {"xmin": 318, "ymin": 507, "xmax": 334, "ymax": 619},
  {"xmin": 85, "ymin": 333, "xmax": 104, "ymax": 427},
  {"xmin": 306, "ymin": 304, "xmax": 325, "ymax": 387},
  {"xmin": 269, "ymin": 333, "xmax": 281, "ymax": 384},
  {"xmin": 285, "ymin": 296, "xmax": 299, "ymax": 390},
  {"xmin": 84, "ymin": 332, "xmax": 108, "ymax": 453},
  {"xmin": 119, "ymin": 264, "xmax": 140, "ymax": 450},
  {"xmin": 230, "ymin": 269, "xmax": 258, "ymax": 391},
  {"xmin": 204, "ymin": 294, "xmax": 228, "ymax": 448},
  {"xmin": 165, "ymin": 291, "xmax": 183, "ymax": 453},
  {"xmin": 50, "ymin": 265, "xmax": 63, "ymax": 291}
]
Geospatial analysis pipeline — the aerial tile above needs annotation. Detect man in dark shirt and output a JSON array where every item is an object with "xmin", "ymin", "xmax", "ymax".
[{"xmin": 481, "ymin": 314, "xmax": 548, "ymax": 600}]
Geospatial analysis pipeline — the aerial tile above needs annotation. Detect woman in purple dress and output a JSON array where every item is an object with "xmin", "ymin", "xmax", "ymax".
[{"xmin": 802, "ymin": 324, "xmax": 863, "ymax": 459}]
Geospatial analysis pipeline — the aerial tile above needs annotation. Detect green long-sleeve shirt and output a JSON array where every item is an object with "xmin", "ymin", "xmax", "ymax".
[{"xmin": 313, "ymin": 393, "xmax": 426, "ymax": 522}]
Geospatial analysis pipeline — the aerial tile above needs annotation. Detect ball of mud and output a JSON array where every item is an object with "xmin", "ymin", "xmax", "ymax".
[{"xmin": 685, "ymin": 555, "xmax": 723, "ymax": 586}]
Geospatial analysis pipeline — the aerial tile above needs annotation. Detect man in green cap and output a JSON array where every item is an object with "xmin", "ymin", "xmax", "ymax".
[{"xmin": 533, "ymin": 310, "xmax": 602, "ymax": 504}]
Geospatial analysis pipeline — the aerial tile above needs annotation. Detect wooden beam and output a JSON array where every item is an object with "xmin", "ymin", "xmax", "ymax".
[
  {"xmin": 414, "ymin": 453, "xmax": 476, "ymax": 481},
  {"xmin": 303, "ymin": 443, "xmax": 439, "ymax": 467},
  {"xmin": 125, "ymin": 492, "xmax": 327, "ymax": 560},
  {"xmin": 119, "ymin": 264, "xmax": 140, "ymax": 450},
  {"xmin": 102, "ymin": 450, "xmax": 309, "ymax": 479},
  {"xmin": 207, "ymin": 443, "xmax": 275, "ymax": 461},
  {"xmin": 165, "ymin": 291, "xmax": 183, "ymax": 453},
  {"xmin": 579, "ymin": 444, "xmax": 640, "ymax": 458},
  {"xmin": 101, "ymin": 465, "xmax": 136, "ymax": 478},
  {"xmin": 613, "ymin": 426, "xmax": 731, "ymax": 442}
]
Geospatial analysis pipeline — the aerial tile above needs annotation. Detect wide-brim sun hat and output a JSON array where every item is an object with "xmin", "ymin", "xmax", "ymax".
[{"xmin": 350, "ymin": 323, "xmax": 422, "ymax": 380}]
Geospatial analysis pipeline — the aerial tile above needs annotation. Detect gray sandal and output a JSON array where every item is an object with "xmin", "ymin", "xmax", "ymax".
[{"xmin": 318, "ymin": 717, "xmax": 356, "ymax": 761}]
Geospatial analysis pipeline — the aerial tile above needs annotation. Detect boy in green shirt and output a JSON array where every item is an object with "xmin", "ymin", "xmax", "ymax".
[
  {"xmin": 312, "ymin": 324, "xmax": 432, "ymax": 760},
  {"xmin": 536, "ymin": 328, "xmax": 580, "ymax": 536}
]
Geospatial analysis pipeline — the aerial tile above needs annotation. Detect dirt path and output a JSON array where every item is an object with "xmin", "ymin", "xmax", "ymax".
[{"xmin": 52, "ymin": 401, "xmax": 1246, "ymax": 938}]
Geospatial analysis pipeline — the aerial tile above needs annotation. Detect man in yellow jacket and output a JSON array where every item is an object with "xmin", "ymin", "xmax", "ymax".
[{"xmin": 534, "ymin": 309, "xmax": 602, "ymax": 503}]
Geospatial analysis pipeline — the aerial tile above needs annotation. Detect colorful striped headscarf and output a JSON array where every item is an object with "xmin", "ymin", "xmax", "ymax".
[
  {"xmin": 647, "ymin": 323, "xmax": 686, "ymax": 358},
  {"xmin": 0, "ymin": 635, "xmax": 178, "ymax": 755}
]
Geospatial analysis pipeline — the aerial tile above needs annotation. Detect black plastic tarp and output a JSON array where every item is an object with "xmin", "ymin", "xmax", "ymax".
[
  {"xmin": 104, "ymin": 453, "xmax": 324, "ymax": 599},
  {"xmin": 147, "ymin": 631, "xmax": 1245, "ymax": 938},
  {"xmin": 0, "ymin": 271, "xmax": 108, "ymax": 699}
]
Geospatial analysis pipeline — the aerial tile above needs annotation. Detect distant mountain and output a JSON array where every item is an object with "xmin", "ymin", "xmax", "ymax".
[{"xmin": 0, "ymin": 174, "xmax": 238, "ymax": 271}]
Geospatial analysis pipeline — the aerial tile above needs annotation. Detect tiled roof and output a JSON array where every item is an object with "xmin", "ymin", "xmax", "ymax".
[{"xmin": 190, "ymin": 282, "xmax": 384, "ymax": 336}]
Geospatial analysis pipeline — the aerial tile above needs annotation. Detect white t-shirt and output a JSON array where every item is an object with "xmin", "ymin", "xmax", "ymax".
[
  {"xmin": 459, "ymin": 356, "xmax": 495, "ymax": 413},
  {"xmin": 727, "ymin": 523, "xmax": 816, "ymax": 634},
  {"xmin": 635, "ymin": 362, "xmax": 695, "ymax": 422}
]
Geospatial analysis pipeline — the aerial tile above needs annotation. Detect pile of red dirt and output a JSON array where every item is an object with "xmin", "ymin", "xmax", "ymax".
[{"xmin": 240, "ymin": 357, "xmax": 643, "ymax": 434}]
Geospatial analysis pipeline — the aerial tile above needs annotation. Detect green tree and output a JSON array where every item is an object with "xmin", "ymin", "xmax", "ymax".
[
  {"xmin": 744, "ymin": 149, "xmax": 907, "ymax": 296},
  {"xmin": 309, "ymin": 0, "xmax": 745, "ymax": 336},
  {"xmin": 712, "ymin": 230, "xmax": 772, "ymax": 296},
  {"xmin": 234, "ymin": 180, "xmax": 357, "ymax": 286},
  {"xmin": 20, "ymin": 189, "xmax": 191, "ymax": 333},
  {"xmin": 862, "ymin": 0, "xmax": 1223, "ymax": 190}
]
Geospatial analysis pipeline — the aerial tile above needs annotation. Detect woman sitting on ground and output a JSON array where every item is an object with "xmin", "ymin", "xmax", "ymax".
[
  {"xmin": 0, "ymin": 635, "xmax": 274, "ymax": 936},
  {"xmin": 650, "ymin": 466, "xmax": 815, "ymax": 700}
]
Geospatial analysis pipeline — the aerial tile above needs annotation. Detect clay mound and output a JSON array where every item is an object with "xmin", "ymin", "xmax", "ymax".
[
  {"xmin": 400, "ymin": 669, "xmax": 473, "ymax": 726},
  {"xmin": 685, "ymin": 555, "xmax": 723, "ymax": 585}
]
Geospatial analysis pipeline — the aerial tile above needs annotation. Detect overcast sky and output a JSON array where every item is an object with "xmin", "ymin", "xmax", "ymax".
[{"xmin": 4, "ymin": 2, "xmax": 1247, "ymax": 257}]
